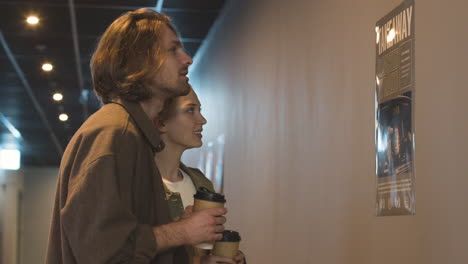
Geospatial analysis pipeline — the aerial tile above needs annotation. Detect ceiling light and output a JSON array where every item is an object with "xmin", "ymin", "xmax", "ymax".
[
  {"xmin": 42, "ymin": 63, "xmax": 53, "ymax": 72},
  {"xmin": 53, "ymin": 93, "xmax": 63, "ymax": 102},
  {"xmin": 59, "ymin": 113, "xmax": 68, "ymax": 122},
  {"xmin": 0, "ymin": 148, "xmax": 21, "ymax": 170},
  {"xmin": 26, "ymin": 16, "xmax": 39, "ymax": 25}
]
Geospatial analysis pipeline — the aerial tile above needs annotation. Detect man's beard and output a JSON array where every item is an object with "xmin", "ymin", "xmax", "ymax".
[
  {"xmin": 153, "ymin": 79, "xmax": 191, "ymax": 99},
  {"xmin": 166, "ymin": 82, "xmax": 191, "ymax": 97}
]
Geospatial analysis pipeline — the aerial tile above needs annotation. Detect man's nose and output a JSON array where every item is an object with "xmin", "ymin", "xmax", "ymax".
[{"xmin": 183, "ymin": 50, "xmax": 193, "ymax": 66}]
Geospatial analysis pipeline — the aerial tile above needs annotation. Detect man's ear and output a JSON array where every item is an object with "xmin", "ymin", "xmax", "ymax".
[{"xmin": 152, "ymin": 116, "xmax": 168, "ymax": 133}]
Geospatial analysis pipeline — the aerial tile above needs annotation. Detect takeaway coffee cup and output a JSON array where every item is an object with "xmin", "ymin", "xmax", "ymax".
[
  {"xmin": 193, "ymin": 187, "xmax": 226, "ymax": 250},
  {"xmin": 193, "ymin": 187, "xmax": 226, "ymax": 211},
  {"xmin": 212, "ymin": 230, "xmax": 241, "ymax": 259}
]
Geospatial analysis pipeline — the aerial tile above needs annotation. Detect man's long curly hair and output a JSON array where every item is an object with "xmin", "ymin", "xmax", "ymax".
[{"xmin": 90, "ymin": 8, "xmax": 177, "ymax": 103}]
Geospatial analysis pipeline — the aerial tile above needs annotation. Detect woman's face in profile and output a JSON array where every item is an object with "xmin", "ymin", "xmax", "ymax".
[{"xmin": 161, "ymin": 89, "xmax": 207, "ymax": 150}]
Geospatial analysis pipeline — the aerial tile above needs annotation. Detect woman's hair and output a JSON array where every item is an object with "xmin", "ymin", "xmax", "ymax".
[{"xmin": 90, "ymin": 8, "xmax": 177, "ymax": 103}]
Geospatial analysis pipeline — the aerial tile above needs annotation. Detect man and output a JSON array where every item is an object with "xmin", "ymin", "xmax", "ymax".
[{"xmin": 46, "ymin": 8, "xmax": 227, "ymax": 264}]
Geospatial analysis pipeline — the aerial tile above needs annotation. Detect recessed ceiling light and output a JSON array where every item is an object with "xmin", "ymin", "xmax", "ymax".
[
  {"xmin": 53, "ymin": 93, "xmax": 63, "ymax": 102},
  {"xmin": 26, "ymin": 16, "xmax": 39, "ymax": 25},
  {"xmin": 42, "ymin": 63, "xmax": 53, "ymax": 72},
  {"xmin": 59, "ymin": 113, "xmax": 68, "ymax": 122}
]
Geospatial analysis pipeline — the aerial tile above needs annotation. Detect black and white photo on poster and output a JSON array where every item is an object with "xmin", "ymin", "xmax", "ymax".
[{"xmin": 376, "ymin": 92, "xmax": 412, "ymax": 179}]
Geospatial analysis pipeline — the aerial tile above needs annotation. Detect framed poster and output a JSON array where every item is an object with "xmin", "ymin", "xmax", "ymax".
[{"xmin": 375, "ymin": 0, "xmax": 416, "ymax": 216}]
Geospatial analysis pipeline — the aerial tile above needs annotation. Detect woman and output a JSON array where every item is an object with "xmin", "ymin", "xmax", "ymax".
[{"xmin": 154, "ymin": 88, "xmax": 246, "ymax": 264}]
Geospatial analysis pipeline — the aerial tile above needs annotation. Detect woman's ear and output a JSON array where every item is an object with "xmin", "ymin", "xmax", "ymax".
[{"xmin": 152, "ymin": 116, "xmax": 168, "ymax": 133}]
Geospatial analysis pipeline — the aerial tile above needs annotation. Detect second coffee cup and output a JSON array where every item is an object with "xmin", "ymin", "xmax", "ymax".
[{"xmin": 212, "ymin": 230, "xmax": 241, "ymax": 259}]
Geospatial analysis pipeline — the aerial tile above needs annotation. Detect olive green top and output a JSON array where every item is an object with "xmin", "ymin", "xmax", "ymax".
[
  {"xmin": 163, "ymin": 163, "xmax": 215, "ymax": 220},
  {"xmin": 163, "ymin": 163, "xmax": 215, "ymax": 264}
]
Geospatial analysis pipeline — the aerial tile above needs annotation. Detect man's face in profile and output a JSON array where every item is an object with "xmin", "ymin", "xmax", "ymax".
[{"xmin": 153, "ymin": 24, "xmax": 193, "ymax": 97}]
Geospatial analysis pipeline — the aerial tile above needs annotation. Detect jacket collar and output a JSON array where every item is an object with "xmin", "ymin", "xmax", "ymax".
[
  {"xmin": 162, "ymin": 163, "xmax": 212, "ymax": 199},
  {"xmin": 108, "ymin": 98, "xmax": 164, "ymax": 152}
]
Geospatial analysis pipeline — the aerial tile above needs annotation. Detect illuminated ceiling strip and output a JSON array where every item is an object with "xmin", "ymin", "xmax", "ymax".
[
  {"xmin": 190, "ymin": 0, "xmax": 229, "ymax": 75},
  {"xmin": 68, "ymin": 0, "xmax": 88, "ymax": 120},
  {"xmin": 0, "ymin": 30, "xmax": 64, "ymax": 155},
  {"xmin": 155, "ymin": 0, "xmax": 164, "ymax": 12},
  {"xmin": 0, "ymin": 113, "xmax": 22, "ymax": 139},
  {"xmin": 180, "ymin": 38, "xmax": 202, "ymax": 43}
]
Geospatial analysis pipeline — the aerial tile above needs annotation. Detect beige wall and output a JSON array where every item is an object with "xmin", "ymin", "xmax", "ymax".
[
  {"xmin": 20, "ymin": 167, "xmax": 58, "ymax": 264},
  {"xmin": 184, "ymin": 0, "xmax": 468, "ymax": 263},
  {"xmin": 0, "ymin": 169, "xmax": 23, "ymax": 264}
]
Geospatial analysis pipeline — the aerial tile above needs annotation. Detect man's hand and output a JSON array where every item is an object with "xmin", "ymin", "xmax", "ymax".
[
  {"xmin": 152, "ymin": 207, "xmax": 227, "ymax": 253},
  {"xmin": 180, "ymin": 207, "xmax": 227, "ymax": 245}
]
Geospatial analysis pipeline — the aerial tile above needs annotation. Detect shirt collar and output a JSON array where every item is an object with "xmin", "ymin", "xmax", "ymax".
[{"xmin": 108, "ymin": 98, "xmax": 164, "ymax": 152}]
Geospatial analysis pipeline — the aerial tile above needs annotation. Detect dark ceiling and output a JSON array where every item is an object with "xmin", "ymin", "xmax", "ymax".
[{"xmin": 0, "ymin": 0, "xmax": 225, "ymax": 167}]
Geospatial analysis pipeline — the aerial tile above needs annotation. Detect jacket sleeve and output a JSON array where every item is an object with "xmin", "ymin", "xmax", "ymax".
[{"xmin": 60, "ymin": 154, "xmax": 157, "ymax": 263}]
